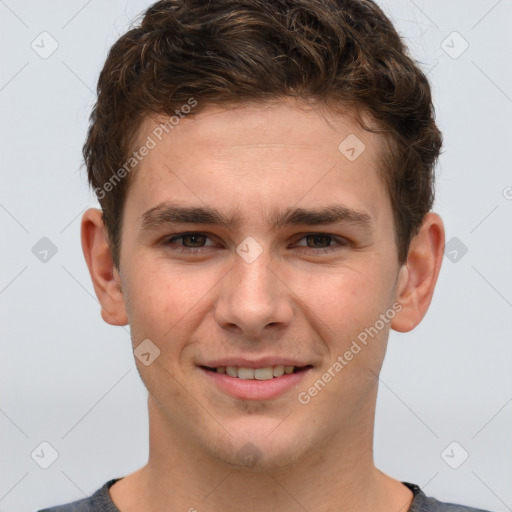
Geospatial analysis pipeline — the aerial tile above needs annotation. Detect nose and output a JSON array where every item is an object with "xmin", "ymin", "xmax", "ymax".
[{"xmin": 214, "ymin": 249, "xmax": 294, "ymax": 339}]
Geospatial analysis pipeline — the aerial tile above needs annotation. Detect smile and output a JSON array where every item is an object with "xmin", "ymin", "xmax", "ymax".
[
  {"xmin": 201, "ymin": 365, "xmax": 310, "ymax": 380},
  {"xmin": 199, "ymin": 365, "xmax": 313, "ymax": 400}
]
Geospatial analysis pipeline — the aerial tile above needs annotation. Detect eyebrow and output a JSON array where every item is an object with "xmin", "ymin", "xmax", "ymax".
[{"xmin": 140, "ymin": 202, "xmax": 373, "ymax": 233}]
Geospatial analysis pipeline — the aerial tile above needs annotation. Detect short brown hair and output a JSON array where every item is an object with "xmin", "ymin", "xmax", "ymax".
[{"xmin": 83, "ymin": 0, "xmax": 442, "ymax": 269}]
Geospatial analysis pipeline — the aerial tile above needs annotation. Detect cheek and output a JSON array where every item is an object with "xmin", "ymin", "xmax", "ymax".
[
  {"xmin": 301, "ymin": 269, "xmax": 395, "ymax": 402},
  {"xmin": 297, "ymin": 265, "xmax": 392, "ymax": 335},
  {"xmin": 292, "ymin": 265, "xmax": 397, "ymax": 390},
  {"xmin": 123, "ymin": 258, "xmax": 218, "ymax": 342}
]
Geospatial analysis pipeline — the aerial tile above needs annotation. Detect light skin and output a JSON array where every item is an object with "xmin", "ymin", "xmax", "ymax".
[{"xmin": 81, "ymin": 98, "xmax": 445, "ymax": 512}]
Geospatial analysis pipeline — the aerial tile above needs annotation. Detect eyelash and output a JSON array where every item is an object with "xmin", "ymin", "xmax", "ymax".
[{"xmin": 161, "ymin": 232, "xmax": 349, "ymax": 255}]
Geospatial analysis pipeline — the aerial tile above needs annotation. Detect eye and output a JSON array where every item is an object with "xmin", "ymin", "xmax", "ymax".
[
  {"xmin": 162, "ymin": 232, "xmax": 215, "ymax": 253},
  {"xmin": 294, "ymin": 233, "xmax": 348, "ymax": 254},
  {"xmin": 161, "ymin": 232, "xmax": 349, "ymax": 255}
]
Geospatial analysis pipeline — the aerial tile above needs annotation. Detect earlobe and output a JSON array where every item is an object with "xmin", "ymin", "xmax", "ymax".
[
  {"xmin": 81, "ymin": 208, "xmax": 129, "ymax": 326},
  {"xmin": 391, "ymin": 212, "xmax": 445, "ymax": 333}
]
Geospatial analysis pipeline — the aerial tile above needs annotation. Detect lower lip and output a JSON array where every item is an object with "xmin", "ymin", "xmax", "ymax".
[{"xmin": 200, "ymin": 367, "xmax": 311, "ymax": 400}]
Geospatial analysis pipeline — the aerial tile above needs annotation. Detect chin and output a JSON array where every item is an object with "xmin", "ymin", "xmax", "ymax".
[{"xmin": 208, "ymin": 422, "xmax": 313, "ymax": 472}]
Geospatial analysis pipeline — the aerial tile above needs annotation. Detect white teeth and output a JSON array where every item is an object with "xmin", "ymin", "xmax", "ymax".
[
  {"xmin": 272, "ymin": 365, "xmax": 284, "ymax": 377},
  {"xmin": 238, "ymin": 367, "xmax": 254, "ymax": 380},
  {"xmin": 254, "ymin": 367, "xmax": 274, "ymax": 380},
  {"xmin": 226, "ymin": 366, "xmax": 238, "ymax": 378},
  {"xmin": 214, "ymin": 364, "xmax": 303, "ymax": 379}
]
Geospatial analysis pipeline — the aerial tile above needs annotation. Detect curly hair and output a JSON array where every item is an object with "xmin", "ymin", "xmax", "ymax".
[{"xmin": 83, "ymin": 0, "xmax": 442, "ymax": 269}]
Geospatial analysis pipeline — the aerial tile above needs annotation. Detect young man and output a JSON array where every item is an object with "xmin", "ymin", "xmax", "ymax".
[{"xmin": 40, "ymin": 0, "xmax": 494, "ymax": 511}]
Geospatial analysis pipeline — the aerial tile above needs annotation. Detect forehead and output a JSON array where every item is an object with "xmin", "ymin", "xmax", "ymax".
[
  {"xmin": 124, "ymin": 99, "xmax": 390, "ymax": 230},
  {"xmin": 136, "ymin": 99, "xmax": 382, "ymax": 156}
]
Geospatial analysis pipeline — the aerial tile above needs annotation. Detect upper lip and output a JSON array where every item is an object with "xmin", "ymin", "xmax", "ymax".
[{"xmin": 199, "ymin": 358, "xmax": 312, "ymax": 369}]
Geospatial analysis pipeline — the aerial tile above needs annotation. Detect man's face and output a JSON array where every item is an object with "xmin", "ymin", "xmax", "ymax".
[{"xmin": 116, "ymin": 99, "xmax": 404, "ymax": 469}]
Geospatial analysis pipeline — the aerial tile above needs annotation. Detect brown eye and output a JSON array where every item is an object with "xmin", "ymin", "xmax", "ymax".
[
  {"xmin": 163, "ymin": 232, "xmax": 215, "ymax": 253},
  {"xmin": 305, "ymin": 234, "xmax": 334, "ymax": 248},
  {"xmin": 179, "ymin": 233, "xmax": 207, "ymax": 247},
  {"xmin": 294, "ymin": 233, "xmax": 348, "ymax": 255}
]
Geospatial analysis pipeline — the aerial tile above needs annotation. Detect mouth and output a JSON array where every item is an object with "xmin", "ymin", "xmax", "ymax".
[
  {"xmin": 198, "ymin": 363, "xmax": 314, "ymax": 400},
  {"xmin": 200, "ymin": 364, "xmax": 312, "ymax": 380}
]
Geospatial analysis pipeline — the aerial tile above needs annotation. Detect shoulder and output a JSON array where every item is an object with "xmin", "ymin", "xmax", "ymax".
[
  {"xmin": 37, "ymin": 478, "xmax": 121, "ymax": 512},
  {"xmin": 404, "ymin": 482, "xmax": 496, "ymax": 512}
]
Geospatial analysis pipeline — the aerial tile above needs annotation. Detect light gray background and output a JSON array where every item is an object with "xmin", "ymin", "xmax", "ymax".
[{"xmin": 0, "ymin": 1, "xmax": 511, "ymax": 511}]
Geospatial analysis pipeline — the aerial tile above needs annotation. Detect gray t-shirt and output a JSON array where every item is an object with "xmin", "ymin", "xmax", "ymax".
[{"xmin": 38, "ymin": 479, "xmax": 494, "ymax": 512}]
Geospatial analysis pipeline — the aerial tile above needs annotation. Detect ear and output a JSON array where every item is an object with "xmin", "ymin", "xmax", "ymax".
[
  {"xmin": 391, "ymin": 212, "xmax": 445, "ymax": 333},
  {"xmin": 81, "ymin": 208, "xmax": 128, "ymax": 326}
]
